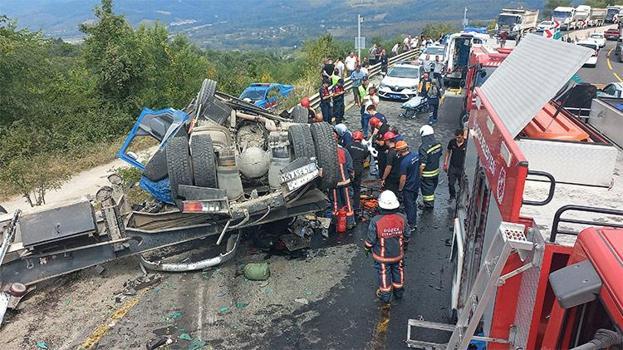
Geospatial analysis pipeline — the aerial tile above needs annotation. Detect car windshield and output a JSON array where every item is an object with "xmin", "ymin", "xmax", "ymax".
[
  {"xmin": 498, "ymin": 14, "xmax": 520, "ymax": 26},
  {"xmin": 387, "ymin": 67, "xmax": 420, "ymax": 79},
  {"xmin": 475, "ymin": 67, "xmax": 497, "ymax": 87},
  {"xmin": 240, "ymin": 89, "xmax": 266, "ymax": 101},
  {"xmin": 552, "ymin": 11, "xmax": 572, "ymax": 18},
  {"xmin": 424, "ymin": 47, "xmax": 445, "ymax": 56}
]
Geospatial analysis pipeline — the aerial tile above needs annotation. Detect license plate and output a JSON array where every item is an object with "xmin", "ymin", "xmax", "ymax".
[{"xmin": 390, "ymin": 94, "xmax": 402, "ymax": 99}]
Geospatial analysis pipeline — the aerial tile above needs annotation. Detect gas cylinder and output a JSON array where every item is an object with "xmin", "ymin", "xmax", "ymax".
[
  {"xmin": 336, "ymin": 207, "xmax": 347, "ymax": 234},
  {"xmin": 217, "ymin": 151, "xmax": 244, "ymax": 200}
]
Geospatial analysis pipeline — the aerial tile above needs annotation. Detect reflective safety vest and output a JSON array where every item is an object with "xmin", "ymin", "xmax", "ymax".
[
  {"xmin": 358, "ymin": 85, "xmax": 367, "ymax": 100},
  {"xmin": 331, "ymin": 74, "xmax": 341, "ymax": 87},
  {"xmin": 419, "ymin": 136, "xmax": 442, "ymax": 178}
]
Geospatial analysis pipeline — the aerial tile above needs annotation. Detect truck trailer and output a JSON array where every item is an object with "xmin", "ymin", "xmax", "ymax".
[{"xmin": 496, "ymin": 8, "xmax": 539, "ymax": 39}]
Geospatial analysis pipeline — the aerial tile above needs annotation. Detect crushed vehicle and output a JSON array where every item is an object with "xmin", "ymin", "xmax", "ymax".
[
  {"xmin": 0, "ymin": 79, "xmax": 336, "ymax": 318},
  {"xmin": 239, "ymin": 82, "xmax": 294, "ymax": 111},
  {"xmin": 407, "ymin": 34, "xmax": 623, "ymax": 349}
]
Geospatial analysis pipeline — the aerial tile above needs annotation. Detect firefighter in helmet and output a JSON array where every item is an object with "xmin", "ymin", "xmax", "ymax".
[
  {"xmin": 331, "ymin": 131, "xmax": 355, "ymax": 229},
  {"xmin": 364, "ymin": 190, "xmax": 408, "ymax": 303},
  {"xmin": 418, "ymin": 125, "xmax": 442, "ymax": 209}
]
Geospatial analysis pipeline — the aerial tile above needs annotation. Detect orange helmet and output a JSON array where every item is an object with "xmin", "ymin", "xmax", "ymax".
[
  {"xmin": 395, "ymin": 140, "xmax": 409, "ymax": 151},
  {"xmin": 300, "ymin": 97, "xmax": 310, "ymax": 108},
  {"xmin": 383, "ymin": 131, "xmax": 396, "ymax": 141},
  {"xmin": 369, "ymin": 117, "xmax": 381, "ymax": 128},
  {"xmin": 352, "ymin": 130, "xmax": 364, "ymax": 141}
]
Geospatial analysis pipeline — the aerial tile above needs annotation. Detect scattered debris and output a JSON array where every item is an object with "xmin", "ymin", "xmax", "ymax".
[
  {"xmin": 166, "ymin": 311, "xmax": 183, "ymax": 320},
  {"xmin": 179, "ymin": 333, "xmax": 193, "ymax": 341},
  {"xmin": 94, "ymin": 265, "xmax": 106, "ymax": 275},
  {"xmin": 235, "ymin": 301, "xmax": 249, "ymax": 309},
  {"xmin": 279, "ymin": 233, "xmax": 311, "ymax": 251},
  {"xmin": 146, "ymin": 336, "xmax": 172, "ymax": 350},
  {"xmin": 243, "ymin": 262, "xmax": 270, "ymax": 281},
  {"xmin": 35, "ymin": 341, "xmax": 48, "ymax": 349},
  {"xmin": 115, "ymin": 274, "xmax": 162, "ymax": 301},
  {"xmin": 294, "ymin": 298, "xmax": 309, "ymax": 305},
  {"xmin": 218, "ymin": 306, "xmax": 231, "ymax": 315},
  {"xmin": 188, "ymin": 339, "xmax": 206, "ymax": 350}
]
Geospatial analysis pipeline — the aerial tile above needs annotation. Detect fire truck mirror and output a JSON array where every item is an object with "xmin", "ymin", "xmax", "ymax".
[{"xmin": 549, "ymin": 260, "xmax": 602, "ymax": 309}]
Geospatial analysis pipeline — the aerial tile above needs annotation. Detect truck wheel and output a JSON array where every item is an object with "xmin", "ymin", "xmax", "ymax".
[
  {"xmin": 288, "ymin": 124, "xmax": 315, "ymax": 160},
  {"xmin": 310, "ymin": 122, "xmax": 338, "ymax": 190},
  {"xmin": 143, "ymin": 148, "xmax": 169, "ymax": 182},
  {"xmin": 190, "ymin": 133, "xmax": 218, "ymax": 188},
  {"xmin": 292, "ymin": 105, "xmax": 309, "ymax": 123},
  {"xmin": 166, "ymin": 136, "xmax": 194, "ymax": 200},
  {"xmin": 196, "ymin": 79, "xmax": 217, "ymax": 117}
]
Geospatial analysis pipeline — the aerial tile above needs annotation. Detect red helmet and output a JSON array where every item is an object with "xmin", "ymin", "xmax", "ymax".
[
  {"xmin": 369, "ymin": 117, "xmax": 381, "ymax": 128},
  {"xmin": 383, "ymin": 131, "xmax": 396, "ymax": 141},
  {"xmin": 352, "ymin": 130, "xmax": 364, "ymax": 141},
  {"xmin": 300, "ymin": 97, "xmax": 310, "ymax": 108}
]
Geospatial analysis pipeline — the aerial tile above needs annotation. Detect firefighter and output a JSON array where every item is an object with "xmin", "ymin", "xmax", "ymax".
[
  {"xmin": 334, "ymin": 123, "xmax": 353, "ymax": 148},
  {"xmin": 397, "ymin": 140, "xmax": 419, "ymax": 237},
  {"xmin": 364, "ymin": 190, "xmax": 408, "ymax": 303},
  {"xmin": 370, "ymin": 117, "xmax": 390, "ymax": 180},
  {"xmin": 346, "ymin": 130, "xmax": 370, "ymax": 216},
  {"xmin": 319, "ymin": 78, "xmax": 332, "ymax": 123},
  {"xmin": 331, "ymin": 132, "xmax": 356, "ymax": 229},
  {"xmin": 332, "ymin": 78, "xmax": 346, "ymax": 124},
  {"xmin": 418, "ymin": 125, "xmax": 442, "ymax": 209},
  {"xmin": 380, "ymin": 131, "xmax": 401, "ymax": 194},
  {"xmin": 299, "ymin": 97, "xmax": 321, "ymax": 123}
]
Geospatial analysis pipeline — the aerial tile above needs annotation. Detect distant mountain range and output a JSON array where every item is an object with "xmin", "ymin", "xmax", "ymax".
[{"xmin": 0, "ymin": 0, "xmax": 544, "ymax": 50}]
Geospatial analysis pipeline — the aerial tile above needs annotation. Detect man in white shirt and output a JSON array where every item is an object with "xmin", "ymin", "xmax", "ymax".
[
  {"xmin": 361, "ymin": 63, "xmax": 370, "ymax": 77},
  {"xmin": 335, "ymin": 57, "xmax": 345, "ymax": 77},
  {"xmin": 403, "ymin": 35, "xmax": 411, "ymax": 50},
  {"xmin": 345, "ymin": 52, "xmax": 358, "ymax": 76},
  {"xmin": 432, "ymin": 56, "xmax": 445, "ymax": 89},
  {"xmin": 391, "ymin": 43, "xmax": 400, "ymax": 56}
]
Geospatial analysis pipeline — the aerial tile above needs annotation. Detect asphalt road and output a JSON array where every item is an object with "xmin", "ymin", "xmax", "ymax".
[{"xmin": 577, "ymin": 38, "xmax": 623, "ymax": 85}]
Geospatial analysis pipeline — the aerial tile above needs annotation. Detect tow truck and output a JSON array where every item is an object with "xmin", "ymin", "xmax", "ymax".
[{"xmin": 407, "ymin": 35, "xmax": 623, "ymax": 349}]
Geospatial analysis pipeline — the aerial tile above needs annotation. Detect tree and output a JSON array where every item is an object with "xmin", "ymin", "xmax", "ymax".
[{"xmin": 421, "ymin": 23, "xmax": 457, "ymax": 40}]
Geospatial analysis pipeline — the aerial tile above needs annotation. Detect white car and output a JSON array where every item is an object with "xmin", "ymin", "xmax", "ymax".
[
  {"xmin": 378, "ymin": 64, "xmax": 424, "ymax": 100},
  {"xmin": 536, "ymin": 20, "xmax": 555, "ymax": 32},
  {"xmin": 589, "ymin": 32, "xmax": 606, "ymax": 48},
  {"xmin": 577, "ymin": 40, "xmax": 599, "ymax": 67},
  {"xmin": 417, "ymin": 45, "xmax": 446, "ymax": 66}
]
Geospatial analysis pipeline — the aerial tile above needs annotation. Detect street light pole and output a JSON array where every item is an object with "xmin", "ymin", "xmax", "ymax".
[{"xmin": 357, "ymin": 14, "xmax": 362, "ymax": 60}]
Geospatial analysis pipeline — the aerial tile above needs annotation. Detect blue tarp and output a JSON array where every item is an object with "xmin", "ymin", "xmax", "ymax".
[{"xmin": 140, "ymin": 176, "xmax": 174, "ymax": 204}]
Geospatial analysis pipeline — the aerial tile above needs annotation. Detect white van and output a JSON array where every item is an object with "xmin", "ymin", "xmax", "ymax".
[{"xmin": 445, "ymin": 32, "xmax": 491, "ymax": 87}]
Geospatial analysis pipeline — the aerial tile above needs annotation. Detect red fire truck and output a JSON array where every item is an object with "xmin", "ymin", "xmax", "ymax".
[
  {"xmin": 407, "ymin": 35, "xmax": 623, "ymax": 349},
  {"xmin": 464, "ymin": 46, "xmax": 512, "ymax": 116}
]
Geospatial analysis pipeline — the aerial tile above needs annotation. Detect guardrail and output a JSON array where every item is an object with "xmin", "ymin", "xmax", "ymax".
[{"xmin": 309, "ymin": 48, "xmax": 421, "ymax": 109}]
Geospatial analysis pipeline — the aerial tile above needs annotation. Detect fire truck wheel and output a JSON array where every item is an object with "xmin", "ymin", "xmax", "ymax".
[
  {"xmin": 291, "ymin": 105, "xmax": 309, "ymax": 124},
  {"xmin": 190, "ymin": 133, "xmax": 218, "ymax": 188},
  {"xmin": 166, "ymin": 136, "xmax": 194, "ymax": 200},
  {"xmin": 288, "ymin": 124, "xmax": 315, "ymax": 160},
  {"xmin": 143, "ymin": 148, "xmax": 169, "ymax": 182},
  {"xmin": 310, "ymin": 122, "xmax": 338, "ymax": 190},
  {"xmin": 195, "ymin": 79, "xmax": 216, "ymax": 118}
]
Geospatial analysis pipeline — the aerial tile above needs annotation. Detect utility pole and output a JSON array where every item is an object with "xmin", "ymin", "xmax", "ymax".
[
  {"xmin": 463, "ymin": 7, "xmax": 469, "ymax": 29},
  {"xmin": 357, "ymin": 14, "xmax": 362, "ymax": 60}
]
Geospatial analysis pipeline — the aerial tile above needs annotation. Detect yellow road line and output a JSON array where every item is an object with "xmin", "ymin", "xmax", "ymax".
[
  {"xmin": 613, "ymin": 72, "xmax": 623, "ymax": 82},
  {"xmin": 608, "ymin": 49, "xmax": 613, "ymax": 70},
  {"xmin": 80, "ymin": 291, "xmax": 144, "ymax": 349}
]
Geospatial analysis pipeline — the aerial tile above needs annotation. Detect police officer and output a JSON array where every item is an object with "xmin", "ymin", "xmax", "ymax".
[
  {"xmin": 397, "ymin": 140, "xmax": 419, "ymax": 237},
  {"xmin": 418, "ymin": 125, "xmax": 442, "ymax": 209},
  {"xmin": 380, "ymin": 131, "xmax": 401, "ymax": 194},
  {"xmin": 346, "ymin": 130, "xmax": 370, "ymax": 216},
  {"xmin": 364, "ymin": 190, "xmax": 408, "ymax": 303},
  {"xmin": 332, "ymin": 133, "xmax": 356, "ymax": 229}
]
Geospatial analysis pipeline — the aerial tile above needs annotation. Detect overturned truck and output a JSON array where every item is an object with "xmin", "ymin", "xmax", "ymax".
[{"xmin": 0, "ymin": 79, "xmax": 335, "ymax": 289}]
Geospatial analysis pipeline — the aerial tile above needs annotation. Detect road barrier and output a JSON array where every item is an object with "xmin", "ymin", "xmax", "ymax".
[{"xmin": 309, "ymin": 48, "xmax": 421, "ymax": 109}]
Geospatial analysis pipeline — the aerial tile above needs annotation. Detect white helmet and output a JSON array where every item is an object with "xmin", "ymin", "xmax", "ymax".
[
  {"xmin": 378, "ymin": 190, "xmax": 400, "ymax": 210},
  {"xmin": 334, "ymin": 123, "xmax": 348, "ymax": 136},
  {"xmin": 420, "ymin": 125, "xmax": 434, "ymax": 137}
]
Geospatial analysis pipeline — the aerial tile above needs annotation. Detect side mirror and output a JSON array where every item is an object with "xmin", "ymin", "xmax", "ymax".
[{"xmin": 479, "ymin": 70, "xmax": 487, "ymax": 79}]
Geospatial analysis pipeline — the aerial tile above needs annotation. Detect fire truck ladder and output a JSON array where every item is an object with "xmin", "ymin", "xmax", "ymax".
[{"xmin": 407, "ymin": 222, "xmax": 535, "ymax": 349}]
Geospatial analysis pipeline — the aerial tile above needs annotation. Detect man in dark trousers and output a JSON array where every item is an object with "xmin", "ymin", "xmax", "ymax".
[
  {"xmin": 331, "ymin": 133, "xmax": 355, "ymax": 229},
  {"xmin": 418, "ymin": 125, "xmax": 442, "ymax": 209},
  {"xmin": 346, "ymin": 130, "xmax": 370, "ymax": 217},
  {"xmin": 319, "ymin": 78, "xmax": 332, "ymax": 123},
  {"xmin": 380, "ymin": 131, "xmax": 401, "ymax": 194},
  {"xmin": 443, "ymin": 129, "xmax": 467, "ymax": 202},
  {"xmin": 332, "ymin": 78, "xmax": 346, "ymax": 123},
  {"xmin": 364, "ymin": 190, "xmax": 408, "ymax": 303},
  {"xmin": 397, "ymin": 140, "xmax": 419, "ymax": 238}
]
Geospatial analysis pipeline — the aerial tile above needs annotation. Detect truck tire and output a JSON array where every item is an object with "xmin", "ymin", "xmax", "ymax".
[
  {"xmin": 310, "ymin": 122, "xmax": 338, "ymax": 190},
  {"xmin": 288, "ymin": 124, "xmax": 315, "ymax": 160},
  {"xmin": 143, "ymin": 148, "xmax": 169, "ymax": 182},
  {"xmin": 190, "ymin": 133, "xmax": 218, "ymax": 188},
  {"xmin": 292, "ymin": 105, "xmax": 309, "ymax": 123},
  {"xmin": 196, "ymin": 79, "xmax": 216, "ymax": 117},
  {"xmin": 166, "ymin": 136, "xmax": 194, "ymax": 200}
]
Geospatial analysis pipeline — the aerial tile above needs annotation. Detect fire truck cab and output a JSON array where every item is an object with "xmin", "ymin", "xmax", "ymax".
[
  {"xmin": 464, "ymin": 46, "xmax": 512, "ymax": 116},
  {"xmin": 407, "ymin": 35, "xmax": 623, "ymax": 349}
]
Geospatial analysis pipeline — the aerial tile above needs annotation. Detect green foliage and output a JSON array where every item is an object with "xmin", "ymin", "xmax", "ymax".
[
  {"xmin": 583, "ymin": 0, "xmax": 623, "ymax": 6},
  {"xmin": 421, "ymin": 23, "xmax": 458, "ymax": 40}
]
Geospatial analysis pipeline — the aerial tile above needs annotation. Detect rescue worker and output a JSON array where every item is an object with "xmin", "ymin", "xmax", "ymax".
[
  {"xmin": 332, "ymin": 78, "xmax": 346, "ymax": 123},
  {"xmin": 428, "ymin": 80, "xmax": 442, "ymax": 125},
  {"xmin": 418, "ymin": 72, "xmax": 432, "ymax": 98},
  {"xmin": 363, "ymin": 105, "xmax": 387, "ymax": 138},
  {"xmin": 330, "ymin": 68, "xmax": 341, "ymax": 87},
  {"xmin": 380, "ymin": 132, "xmax": 401, "ymax": 194},
  {"xmin": 319, "ymin": 78, "xmax": 332, "ymax": 123},
  {"xmin": 332, "ymin": 133, "xmax": 356, "ymax": 229},
  {"xmin": 397, "ymin": 140, "xmax": 419, "ymax": 237},
  {"xmin": 364, "ymin": 190, "xmax": 408, "ymax": 303},
  {"xmin": 370, "ymin": 117, "xmax": 391, "ymax": 178},
  {"xmin": 299, "ymin": 97, "xmax": 320, "ymax": 123},
  {"xmin": 334, "ymin": 123, "xmax": 353, "ymax": 148},
  {"xmin": 443, "ymin": 129, "xmax": 467, "ymax": 202},
  {"xmin": 358, "ymin": 77, "xmax": 370, "ymax": 117},
  {"xmin": 418, "ymin": 125, "xmax": 442, "ymax": 209},
  {"xmin": 346, "ymin": 130, "xmax": 370, "ymax": 216}
]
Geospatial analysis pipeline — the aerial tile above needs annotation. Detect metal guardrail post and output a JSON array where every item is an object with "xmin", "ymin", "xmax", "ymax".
[{"xmin": 309, "ymin": 48, "xmax": 421, "ymax": 109}]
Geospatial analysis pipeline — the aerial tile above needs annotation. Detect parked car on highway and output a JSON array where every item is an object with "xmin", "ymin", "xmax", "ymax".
[
  {"xmin": 589, "ymin": 32, "xmax": 606, "ymax": 48},
  {"xmin": 615, "ymin": 38, "xmax": 623, "ymax": 61},
  {"xmin": 604, "ymin": 28, "xmax": 621, "ymax": 40},
  {"xmin": 536, "ymin": 20, "xmax": 555, "ymax": 32},
  {"xmin": 239, "ymin": 83, "xmax": 294, "ymax": 110},
  {"xmin": 378, "ymin": 63, "xmax": 423, "ymax": 100},
  {"xmin": 597, "ymin": 82, "xmax": 623, "ymax": 98},
  {"xmin": 417, "ymin": 45, "xmax": 446, "ymax": 65},
  {"xmin": 577, "ymin": 40, "xmax": 599, "ymax": 67}
]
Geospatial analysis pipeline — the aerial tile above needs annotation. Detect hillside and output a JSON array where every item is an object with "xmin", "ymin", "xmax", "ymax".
[{"xmin": 0, "ymin": 0, "xmax": 544, "ymax": 49}]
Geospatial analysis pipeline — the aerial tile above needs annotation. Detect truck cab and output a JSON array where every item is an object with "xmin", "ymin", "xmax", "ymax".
[
  {"xmin": 606, "ymin": 5, "xmax": 622, "ymax": 23},
  {"xmin": 553, "ymin": 6, "xmax": 576, "ymax": 30},
  {"xmin": 464, "ymin": 46, "xmax": 511, "ymax": 117}
]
